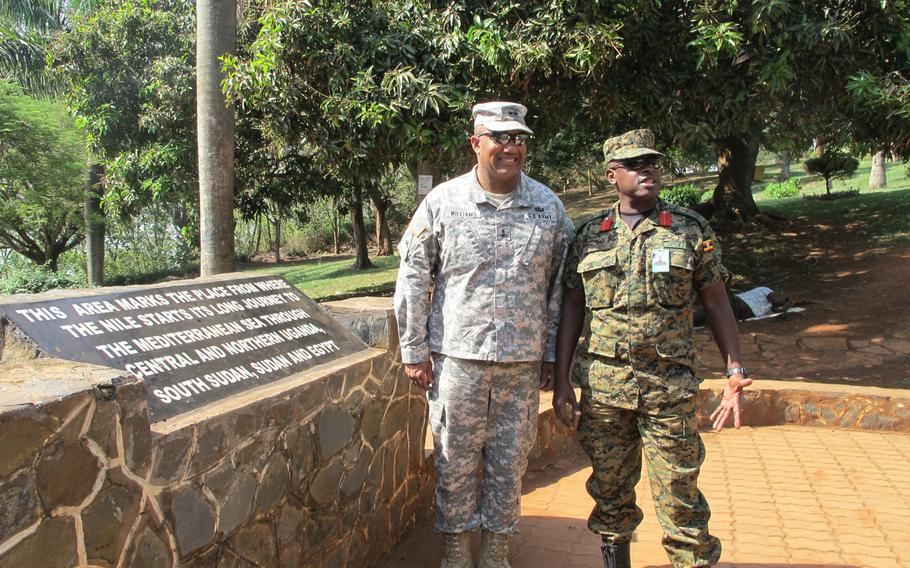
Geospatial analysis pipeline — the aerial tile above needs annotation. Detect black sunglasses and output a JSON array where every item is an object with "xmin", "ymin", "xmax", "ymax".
[
  {"xmin": 477, "ymin": 132, "xmax": 531, "ymax": 146},
  {"xmin": 613, "ymin": 156, "xmax": 661, "ymax": 171}
]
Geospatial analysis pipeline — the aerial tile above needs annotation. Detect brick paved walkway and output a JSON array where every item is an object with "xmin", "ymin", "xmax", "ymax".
[{"xmin": 388, "ymin": 426, "xmax": 910, "ymax": 567}]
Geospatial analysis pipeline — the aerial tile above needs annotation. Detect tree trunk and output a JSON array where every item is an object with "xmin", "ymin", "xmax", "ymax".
[
  {"xmin": 371, "ymin": 195, "xmax": 392, "ymax": 256},
  {"xmin": 253, "ymin": 212, "xmax": 262, "ymax": 255},
  {"xmin": 84, "ymin": 162, "xmax": 105, "ymax": 286},
  {"xmin": 825, "ymin": 177, "xmax": 832, "ymax": 196},
  {"xmin": 197, "ymin": 0, "xmax": 236, "ymax": 276},
  {"xmin": 869, "ymin": 150, "xmax": 887, "ymax": 189},
  {"xmin": 814, "ymin": 137, "xmax": 824, "ymax": 158},
  {"xmin": 332, "ymin": 203, "xmax": 341, "ymax": 255},
  {"xmin": 273, "ymin": 216, "xmax": 281, "ymax": 264},
  {"xmin": 777, "ymin": 151, "xmax": 790, "ymax": 182},
  {"xmin": 350, "ymin": 186, "xmax": 373, "ymax": 269},
  {"xmin": 711, "ymin": 135, "xmax": 761, "ymax": 223}
]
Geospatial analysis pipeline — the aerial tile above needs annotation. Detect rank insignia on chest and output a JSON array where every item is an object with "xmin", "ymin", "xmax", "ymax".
[
  {"xmin": 599, "ymin": 216, "xmax": 613, "ymax": 232},
  {"xmin": 703, "ymin": 239, "xmax": 715, "ymax": 253},
  {"xmin": 659, "ymin": 210, "xmax": 672, "ymax": 227}
]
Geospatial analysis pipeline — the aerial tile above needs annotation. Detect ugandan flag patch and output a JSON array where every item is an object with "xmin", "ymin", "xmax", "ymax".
[{"xmin": 703, "ymin": 239, "xmax": 715, "ymax": 253}]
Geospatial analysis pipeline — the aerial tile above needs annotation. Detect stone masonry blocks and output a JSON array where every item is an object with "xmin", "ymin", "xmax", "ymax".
[{"xmin": 1, "ymin": 302, "xmax": 437, "ymax": 568}]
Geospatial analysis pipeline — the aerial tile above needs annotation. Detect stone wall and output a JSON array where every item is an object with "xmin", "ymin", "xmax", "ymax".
[
  {"xmin": 698, "ymin": 378, "xmax": 910, "ymax": 432},
  {"xmin": 1, "ymin": 298, "xmax": 432, "ymax": 567}
]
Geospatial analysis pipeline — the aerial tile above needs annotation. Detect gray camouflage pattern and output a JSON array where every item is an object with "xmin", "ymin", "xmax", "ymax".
[
  {"xmin": 394, "ymin": 167, "xmax": 575, "ymax": 365},
  {"xmin": 566, "ymin": 199, "xmax": 726, "ymax": 566},
  {"xmin": 428, "ymin": 353, "xmax": 540, "ymax": 534}
]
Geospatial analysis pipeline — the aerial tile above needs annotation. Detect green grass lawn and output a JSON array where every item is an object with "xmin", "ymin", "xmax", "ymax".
[
  {"xmin": 754, "ymin": 155, "xmax": 909, "ymax": 199},
  {"xmin": 244, "ymin": 254, "xmax": 400, "ymax": 301}
]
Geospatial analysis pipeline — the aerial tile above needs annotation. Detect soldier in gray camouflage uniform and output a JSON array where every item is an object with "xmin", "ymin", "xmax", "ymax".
[
  {"xmin": 394, "ymin": 101, "xmax": 574, "ymax": 568},
  {"xmin": 552, "ymin": 129, "xmax": 752, "ymax": 568}
]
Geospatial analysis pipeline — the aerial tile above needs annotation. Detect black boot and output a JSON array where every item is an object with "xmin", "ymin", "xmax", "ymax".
[{"xmin": 601, "ymin": 539, "xmax": 631, "ymax": 568}]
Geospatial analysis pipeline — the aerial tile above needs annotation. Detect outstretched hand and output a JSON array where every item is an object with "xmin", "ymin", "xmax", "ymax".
[
  {"xmin": 404, "ymin": 361, "xmax": 434, "ymax": 390},
  {"xmin": 710, "ymin": 374, "xmax": 753, "ymax": 431}
]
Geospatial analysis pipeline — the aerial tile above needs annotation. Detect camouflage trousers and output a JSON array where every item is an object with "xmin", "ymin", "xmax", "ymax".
[
  {"xmin": 575, "ymin": 351, "xmax": 721, "ymax": 567},
  {"xmin": 428, "ymin": 353, "xmax": 540, "ymax": 534}
]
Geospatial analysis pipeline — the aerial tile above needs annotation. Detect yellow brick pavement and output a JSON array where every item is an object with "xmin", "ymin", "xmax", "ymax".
[{"xmin": 388, "ymin": 426, "xmax": 910, "ymax": 567}]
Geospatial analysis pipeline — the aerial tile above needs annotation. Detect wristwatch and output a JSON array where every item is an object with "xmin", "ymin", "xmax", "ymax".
[{"xmin": 725, "ymin": 367, "xmax": 748, "ymax": 377}]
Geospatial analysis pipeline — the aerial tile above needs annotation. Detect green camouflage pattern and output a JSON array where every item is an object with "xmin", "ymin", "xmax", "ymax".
[
  {"xmin": 575, "ymin": 357, "xmax": 721, "ymax": 566},
  {"xmin": 428, "ymin": 354, "xmax": 540, "ymax": 534},
  {"xmin": 602, "ymin": 128, "xmax": 665, "ymax": 163},
  {"xmin": 565, "ymin": 199, "xmax": 727, "ymax": 392},
  {"xmin": 565, "ymin": 199, "xmax": 727, "ymax": 566}
]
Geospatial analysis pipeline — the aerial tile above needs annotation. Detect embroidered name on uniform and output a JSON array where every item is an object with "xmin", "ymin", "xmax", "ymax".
[
  {"xmin": 527, "ymin": 213, "xmax": 553, "ymax": 220},
  {"xmin": 448, "ymin": 211, "xmax": 480, "ymax": 218}
]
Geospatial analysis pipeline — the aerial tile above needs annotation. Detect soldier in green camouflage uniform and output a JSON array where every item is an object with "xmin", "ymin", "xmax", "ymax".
[
  {"xmin": 395, "ymin": 102, "xmax": 575, "ymax": 568},
  {"xmin": 552, "ymin": 129, "xmax": 752, "ymax": 568}
]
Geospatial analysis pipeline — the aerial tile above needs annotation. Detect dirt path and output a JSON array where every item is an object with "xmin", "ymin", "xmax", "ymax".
[{"xmin": 697, "ymin": 240, "xmax": 910, "ymax": 389}]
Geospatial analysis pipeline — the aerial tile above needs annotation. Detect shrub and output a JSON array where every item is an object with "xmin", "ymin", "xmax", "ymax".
[
  {"xmin": 804, "ymin": 152, "xmax": 860, "ymax": 196},
  {"xmin": 763, "ymin": 179, "xmax": 800, "ymax": 199},
  {"xmin": 660, "ymin": 183, "xmax": 702, "ymax": 208},
  {"xmin": 0, "ymin": 264, "xmax": 84, "ymax": 295}
]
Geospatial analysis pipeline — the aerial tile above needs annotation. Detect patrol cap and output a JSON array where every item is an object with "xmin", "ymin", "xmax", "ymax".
[
  {"xmin": 472, "ymin": 101, "xmax": 533, "ymax": 134},
  {"xmin": 603, "ymin": 128, "xmax": 664, "ymax": 164}
]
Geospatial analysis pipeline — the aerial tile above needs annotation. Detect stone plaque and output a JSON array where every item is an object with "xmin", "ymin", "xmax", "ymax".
[{"xmin": 1, "ymin": 276, "xmax": 367, "ymax": 421}]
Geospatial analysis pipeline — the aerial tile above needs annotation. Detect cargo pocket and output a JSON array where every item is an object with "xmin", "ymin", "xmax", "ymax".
[
  {"xmin": 652, "ymin": 248, "xmax": 695, "ymax": 307},
  {"xmin": 577, "ymin": 250, "xmax": 618, "ymax": 308},
  {"xmin": 655, "ymin": 341, "xmax": 699, "ymax": 396}
]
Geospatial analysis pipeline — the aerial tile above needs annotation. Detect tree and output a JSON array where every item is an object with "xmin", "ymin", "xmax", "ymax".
[
  {"xmin": 869, "ymin": 150, "xmax": 887, "ymax": 189},
  {"xmin": 804, "ymin": 153, "xmax": 859, "ymax": 197},
  {"xmin": 777, "ymin": 152, "xmax": 791, "ymax": 182},
  {"xmin": 460, "ymin": 1, "xmax": 909, "ymax": 223},
  {"xmin": 0, "ymin": 0, "xmax": 93, "ymax": 94},
  {"xmin": 224, "ymin": 0, "xmax": 472, "ymax": 269},
  {"xmin": 0, "ymin": 80, "xmax": 85, "ymax": 269},
  {"xmin": 53, "ymin": 0, "xmax": 203, "ymax": 269},
  {"xmin": 2, "ymin": 0, "xmax": 104, "ymax": 283},
  {"xmin": 197, "ymin": 0, "xmax": 236, "ymax": 275}
]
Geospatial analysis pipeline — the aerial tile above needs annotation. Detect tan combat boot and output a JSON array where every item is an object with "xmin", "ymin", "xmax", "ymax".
[
  {"xmin": 477, "ymin": 530, "xmax": 510, "ymax": 568},
  {"xmin": 440, "ymin": 532, "xmax": 473, "ymax": 568}
]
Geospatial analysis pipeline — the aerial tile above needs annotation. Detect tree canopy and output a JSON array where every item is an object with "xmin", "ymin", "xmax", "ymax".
[
  {"xmin": 224, "ymin": 0, "xmax": 480, "ymax": 267},
  {"xmin": 456, "ymin": 1, "xmax": 910, "ymax": 222},
  {"xmin": 0, "ymin": 79, "xmax": 85, "ymax": 269}
]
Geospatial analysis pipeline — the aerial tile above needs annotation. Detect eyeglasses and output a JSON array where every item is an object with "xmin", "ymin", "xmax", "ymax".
[
  {"xmin": 613, "ymin": 156, "xmax": 661, "ymax": 171},
  {"xmin": 477, "ymin": 132, "xmax": 531, "ymax": 146}
]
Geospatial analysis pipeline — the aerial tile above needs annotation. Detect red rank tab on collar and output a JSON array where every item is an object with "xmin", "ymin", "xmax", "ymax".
[
  {"xmin": 659, "ymin": 210, "xmax": 672, "ymax": 227},
  {"xmin": 599, "ymin": 216, "xmax": 613, "ymax": 232}
]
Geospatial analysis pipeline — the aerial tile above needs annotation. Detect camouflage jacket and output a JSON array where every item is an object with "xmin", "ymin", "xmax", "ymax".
[
  {"xmin": 565, "ymin": 199, "xmax": 727, "ymax": 371},
  {"xmin": 394, "ymin": 168, "xmax": 575, "ymax": 364}
]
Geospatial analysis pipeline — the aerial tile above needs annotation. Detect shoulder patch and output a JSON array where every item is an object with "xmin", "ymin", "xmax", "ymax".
[
  {"xmin": 576, "ymin": 211, "xmax": 609, "ymax": 234},
  {"xmin": 408, "ymin": 216, "xmax": 429, "ymax": 237}
]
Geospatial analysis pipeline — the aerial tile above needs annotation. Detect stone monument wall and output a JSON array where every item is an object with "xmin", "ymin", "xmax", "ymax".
[{"xmin": 1, "ymin": 292, "xmax": 432, "ymax": 568}]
